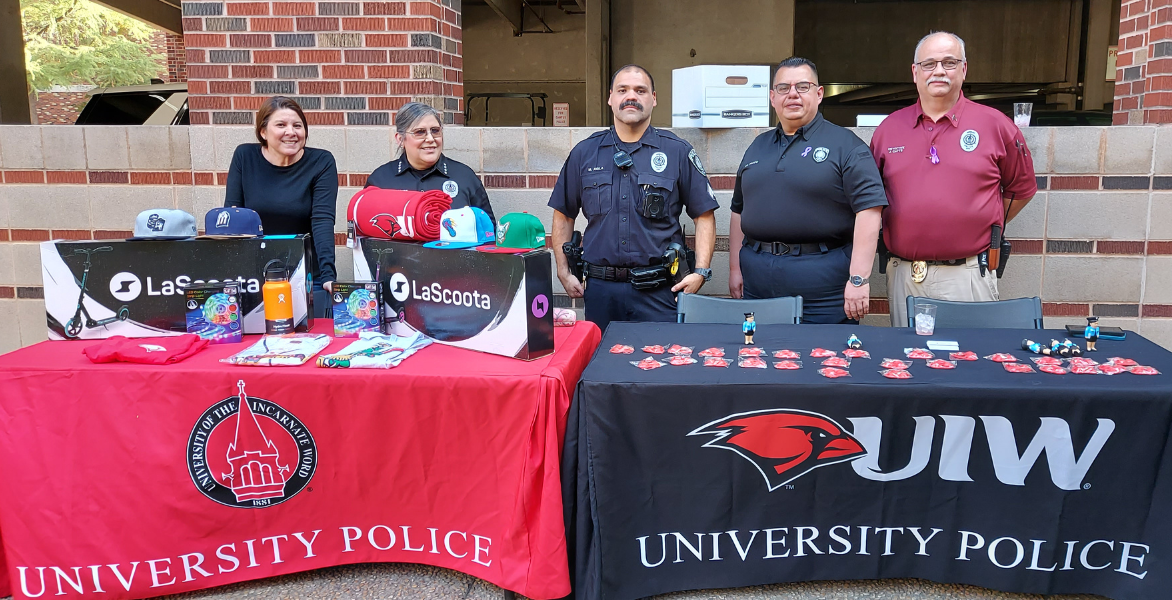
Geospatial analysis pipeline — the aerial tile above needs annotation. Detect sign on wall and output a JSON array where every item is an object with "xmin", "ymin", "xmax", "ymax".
[{"xmin": 552, "ymin": 103, "xmax": 569, "ymax": 127}]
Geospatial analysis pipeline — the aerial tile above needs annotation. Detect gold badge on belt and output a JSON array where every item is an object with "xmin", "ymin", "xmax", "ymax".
[{"xmin": 911, "ymin": 260, "xmax": 928, "ymax": 283}]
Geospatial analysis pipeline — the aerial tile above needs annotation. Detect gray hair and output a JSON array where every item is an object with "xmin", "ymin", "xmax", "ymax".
[
  {"xmin": 395, "ymin": 102, "xmax": 443, "ymax": 137},
  {"xmin": 914, "ymin": 31, "xmax": 967, "ymax": 63},
  {"xmin": 394, "ymin": 102, "xmax": 443, "ymax": 156}
]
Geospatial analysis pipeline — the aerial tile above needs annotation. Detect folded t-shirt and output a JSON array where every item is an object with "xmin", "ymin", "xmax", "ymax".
[
  {"xmin": 316, "ymin": 331, "xmax": 431, "ymax": 369},
  {"xmin": 221, "ymin": 333, "xmax": 332, "ymax": 366},
  {"xmin": 84, "ymin": 335, "xmax": 210, "ymax": 365}
]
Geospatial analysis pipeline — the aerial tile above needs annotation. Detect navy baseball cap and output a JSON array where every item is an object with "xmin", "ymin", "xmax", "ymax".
[{"xmin": 202, "ymin": 207, "xmax": 264, "ymax": 238}]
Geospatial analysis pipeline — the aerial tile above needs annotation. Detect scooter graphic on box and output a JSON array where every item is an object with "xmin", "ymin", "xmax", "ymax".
[{"xmin": 65, "ymin": 247, "xmax": 129, "ymax": 338}]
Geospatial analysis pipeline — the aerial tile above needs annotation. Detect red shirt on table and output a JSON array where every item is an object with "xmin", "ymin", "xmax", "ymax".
[{"xmin": 870, "ymin": 94, "xmax": 1036, "ymax": 261}]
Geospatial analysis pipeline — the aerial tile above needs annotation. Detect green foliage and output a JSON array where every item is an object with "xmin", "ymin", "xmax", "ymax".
[{"xmin": 22, "ymin": 0, "xmax": 165, "ymax": 89}]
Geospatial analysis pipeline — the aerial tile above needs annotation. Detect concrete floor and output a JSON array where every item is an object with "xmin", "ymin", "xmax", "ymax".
[{"xmin": 73, "ymin": 563, "xmax": 1103, "ymax": 600}]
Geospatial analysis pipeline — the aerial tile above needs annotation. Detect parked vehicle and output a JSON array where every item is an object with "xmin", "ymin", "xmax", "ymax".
[{"xmin": 75, "ymin": 82, "xmax": 188, "ymax": 125}]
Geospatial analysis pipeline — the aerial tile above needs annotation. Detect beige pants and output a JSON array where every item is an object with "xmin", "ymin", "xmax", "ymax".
[{"xmin": 887, "ymin": 256, "xmax": 999, "ymax": 327}]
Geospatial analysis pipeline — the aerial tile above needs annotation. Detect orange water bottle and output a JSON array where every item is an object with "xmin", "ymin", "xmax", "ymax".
[{"xmin": 262, "ymin": 259, "xmax": 294, "ymax": 335}]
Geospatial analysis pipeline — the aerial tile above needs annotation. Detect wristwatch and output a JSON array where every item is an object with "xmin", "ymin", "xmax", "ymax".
[
  {"xmin": 849, "ymin": 275, "xmax": 868, "ymax": 287},
  {"xmin": 694, "ymin": 268, "xmax": 713, "ymax": 282}
]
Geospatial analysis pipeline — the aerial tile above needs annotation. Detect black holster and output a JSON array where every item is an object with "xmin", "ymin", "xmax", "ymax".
[
  {"xmin": 563, "ymin": 231, "xmax": 585, "ymax": 283},
  {"xmin": 996, "ymin": 239, "xmax": 1012, "ymax": 278},
  {"xmin": 664, "ymin": 242, "xmax": 694, "ymax": 285},
  {"xmin": 877, "ymin": 233, "xmax": 890, "ymax": 275}
]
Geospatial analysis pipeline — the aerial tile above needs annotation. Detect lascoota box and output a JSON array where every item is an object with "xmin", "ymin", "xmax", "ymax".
[
  {"xmin": 40, "ymin": 236, "xmax": 314, "ymax": 340},
  {"xmin": 354, "ymin": 238, "xmax": 554, "ymax": 359}
]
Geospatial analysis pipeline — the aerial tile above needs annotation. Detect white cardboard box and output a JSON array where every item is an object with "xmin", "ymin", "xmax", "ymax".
[{"xmin": 672, "ymin": 65, "xmax": 770, "ymax": 128}]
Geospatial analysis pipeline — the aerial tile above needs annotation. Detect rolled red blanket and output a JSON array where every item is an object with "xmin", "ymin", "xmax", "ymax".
[{"xmin": 346, "ymin": 187, "xmax": 453, "ymax": 242}]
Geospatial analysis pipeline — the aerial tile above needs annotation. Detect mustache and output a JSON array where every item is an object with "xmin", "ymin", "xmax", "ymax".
[
  {"xmin": 929, "ymin": 77, "xmax": 951, "ymax": 84},
  {"xmin": 621, "ymin": 100, "xmax": 644, "ymax": 111}
]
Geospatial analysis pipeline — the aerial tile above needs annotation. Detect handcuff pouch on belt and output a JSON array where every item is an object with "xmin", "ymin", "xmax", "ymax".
[{"xmin": 623, "ymin": 243, "xmax": 696, "ymax": 291}]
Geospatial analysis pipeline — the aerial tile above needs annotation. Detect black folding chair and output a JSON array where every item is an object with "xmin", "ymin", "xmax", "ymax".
[
  {"xmin": 677, "ymin": 293, "xmax": 803, "ymax": 325},
  {"xmin": 905, "ymin": 296, "xmax": 1043, "ymax": 329}
]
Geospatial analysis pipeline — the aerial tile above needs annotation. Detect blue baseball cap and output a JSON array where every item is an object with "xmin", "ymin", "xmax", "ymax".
[
  {"xmin": 202, "ymin": 207, "xmax": 264, "ymax": 238},
  {"xmin": 423, "ymin": 207, "xmax": 496, "ymax": 249}
]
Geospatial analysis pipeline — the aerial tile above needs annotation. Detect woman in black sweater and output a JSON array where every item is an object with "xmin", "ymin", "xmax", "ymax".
[{"xmin": 225, "ymin": 96, "xmax": 338, "ymax": 311}]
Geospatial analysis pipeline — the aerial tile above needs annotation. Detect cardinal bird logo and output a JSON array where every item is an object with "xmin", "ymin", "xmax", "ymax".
[
  {"xmin": 370, "ymin": 213, "xmax": 402, "ymax": 238},
  {"xmin": 689, "ymin": 409, "xmax": 867, "ymax": 490}
]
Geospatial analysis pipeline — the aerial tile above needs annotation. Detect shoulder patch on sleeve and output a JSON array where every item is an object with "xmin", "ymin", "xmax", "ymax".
[{"xmin": 688, "ymin": 149, "xmax": 707, "ymax": 177}]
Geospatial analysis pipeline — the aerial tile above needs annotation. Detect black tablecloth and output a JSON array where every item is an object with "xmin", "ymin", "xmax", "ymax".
[{"xmin": 562, "ymin": 322, "xmax": 1172, "ymax": 600}]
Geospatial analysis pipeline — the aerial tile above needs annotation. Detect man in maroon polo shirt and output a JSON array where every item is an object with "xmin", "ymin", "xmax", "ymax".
[{"xmin": 870, "ymin": 31, "xmax": 1036, "ymax": 327}]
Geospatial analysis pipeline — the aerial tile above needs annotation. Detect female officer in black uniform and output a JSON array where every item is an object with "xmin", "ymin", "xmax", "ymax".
[{"xmin": 365, "ymin": 102, "xmax": 495, "ymax": 223}]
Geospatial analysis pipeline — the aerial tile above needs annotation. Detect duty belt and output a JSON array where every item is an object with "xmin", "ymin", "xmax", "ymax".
[
  {"xmin": 743, "ymin": 235, "xmax": 845, "ymax": 256},
  {"xmin": 891, "ymin": 254, "xmax": 967, "ymax": 266},
  {"xmin": 584, "ymin": 263, "xmax": 632, "ymax": 282}
]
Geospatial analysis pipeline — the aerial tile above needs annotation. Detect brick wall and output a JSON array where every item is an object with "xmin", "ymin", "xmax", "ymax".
[
  {"xmin": 180, "ymin": 0, "xmax": 463, "ymax": 126},
  {"xmin": 1, "ymin": 124, "xmax": 1171, "ymax": 353},
  {"xmin": 33, "ymin": 92, "xmax": 89, "ymax": 125},
  {"xmin": 1113, "ymin": 0, "xmax": 1172, "ymax": 123},
  {"xmin": 167, "ymin": 33, "xmax": 189, "ymax": 83}
]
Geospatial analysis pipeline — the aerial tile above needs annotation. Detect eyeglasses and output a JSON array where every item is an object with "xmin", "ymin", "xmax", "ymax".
[
  {"xmin": 407, "ymin": 127, "xmax": 443, "ymax": 140},
  {"xmin": 773, "ymin": 82, "xmax": 816, "ymax": 95},
  {"xmin": 915, "ymin": 59, "xmax": 964, "ymax": 71}
]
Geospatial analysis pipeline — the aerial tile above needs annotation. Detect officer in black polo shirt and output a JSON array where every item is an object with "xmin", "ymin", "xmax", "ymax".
[
  {"xmin": 549, "ymin": 64, "xmax": 718, "ymax": 334},
  {"xmin": 729, "ymin": 57, "xmax": 887, "ymax": 324},
  {"xmin": 365, "ymin": 102, "xmax": 496, "ymax": 223}
]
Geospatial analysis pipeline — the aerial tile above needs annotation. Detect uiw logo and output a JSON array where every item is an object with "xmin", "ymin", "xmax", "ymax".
[{"xmin": 690, "ymin": 410, "xmax": 1114, "ymax": 491}]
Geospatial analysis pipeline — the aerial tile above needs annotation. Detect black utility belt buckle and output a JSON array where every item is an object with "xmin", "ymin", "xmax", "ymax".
[
  {"xmin": 767, "ymin": 241, "xmax": 794, "ymax": 255},
  {"xmin": 629, "ymin": 265, "xmax": 668, "ymax": 290}
]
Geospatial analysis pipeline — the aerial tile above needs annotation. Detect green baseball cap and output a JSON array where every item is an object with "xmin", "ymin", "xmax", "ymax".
[{"xmin": 477, "ymin": 212, "xmax": 547, "ymax": 253}]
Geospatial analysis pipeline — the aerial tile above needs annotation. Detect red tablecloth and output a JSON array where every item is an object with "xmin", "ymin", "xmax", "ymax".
[{"xmin": 0, "ymin": 321, "xmax": 600, "ymax": 600}]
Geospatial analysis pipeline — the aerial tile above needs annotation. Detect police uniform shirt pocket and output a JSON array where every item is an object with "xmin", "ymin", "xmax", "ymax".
[
  {"xmin": 581, "ymin": 171, "xmax": 613, "ymax": 217},
  {"xmin": 636, "ymin": 174, "xmax": 677, "ymax": 220},
  {"xmin": 636, "ymin": 173, "xmax": 676, "ymax": 192}
]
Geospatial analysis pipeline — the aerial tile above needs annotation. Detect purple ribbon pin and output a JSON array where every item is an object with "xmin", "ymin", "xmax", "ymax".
[
  {"xmin": 802, "ymin": 147, "xmax": 812, "ymax": 157},
  {"xmin": 929, "ymin": 146, "xmax": 940, "ymax": 165}
]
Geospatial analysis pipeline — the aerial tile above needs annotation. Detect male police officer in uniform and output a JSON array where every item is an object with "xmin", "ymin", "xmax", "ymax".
[
  {"xmin": 728, "ymin": 57, "xmax": 887, "ymax": 324},
  {"xmin": 550, "ymin": 64, "xmax": 718, "ymax": 333}
]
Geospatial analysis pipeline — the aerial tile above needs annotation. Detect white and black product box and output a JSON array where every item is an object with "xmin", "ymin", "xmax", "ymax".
[
  {"xmin": 354, "ymin": 238, "xmax": 554, "ymax": 360},
  {"xmin": 41, "ymin": 236, "xmax": 314, "ymax": 340}
]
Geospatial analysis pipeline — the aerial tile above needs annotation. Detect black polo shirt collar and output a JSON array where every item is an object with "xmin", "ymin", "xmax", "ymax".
[
  {"xmin": 773, "ymin": 112, "xmax": 825, "ymax": 143},
  {"xmin": 600, "ymin": 125, "xmax": 662, "ymax": 150},
  {"xmin": 394, "ymin": 155, "xmax": 450, "ymax": 178}
]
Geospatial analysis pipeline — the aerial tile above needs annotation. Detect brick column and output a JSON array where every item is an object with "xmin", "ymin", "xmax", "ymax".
[
  {"xmin": 1114, "ymin": 0, "xmax": 1172, "ymax": 124},
  {"xmin": 180, "ymin": 0, "xmax": 463, "ymax": 126}
]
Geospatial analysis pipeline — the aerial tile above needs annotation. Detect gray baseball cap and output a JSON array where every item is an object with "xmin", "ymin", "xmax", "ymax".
[{"xmin": 129, "ymin": 209, "xmax": 198, "ymax": 240}]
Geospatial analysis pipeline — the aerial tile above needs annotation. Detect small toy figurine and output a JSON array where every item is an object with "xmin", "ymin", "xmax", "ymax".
[
  {"xmin": 1022, "ymin": 339, "xmax": 1052, "ymax": 355},
  {"xmin": 846, "ymin": 333, "xmax": 863, "ymax": 350},
  {"xmin": 1085, "ymin": 317, "xmax": 1100, "ymax": 352},
  {"xmin": 743, "ymin": 312, "xmax": 756, "ymax": 345},
  {"xmin": 1061, "ymin": 338, "xmax": 1084, "ymax": 357},
  {"xmin": 1049, "ymin": 339, "xmax": 1072, "ymax": 358}
]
